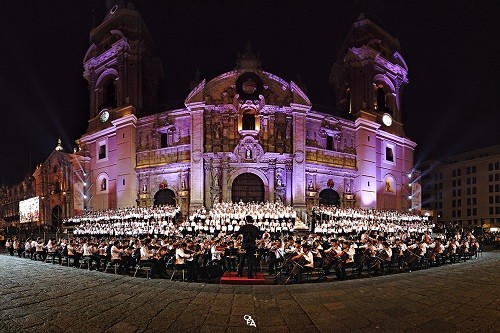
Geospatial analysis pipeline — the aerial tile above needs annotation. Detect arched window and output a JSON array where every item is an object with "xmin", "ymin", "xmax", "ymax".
[
  {"xmin": 99, "ymin": 79, "xmax": 117, "ymax": 110},
  {"xmin": 319, "ymin": 189, "xmax": 340, "ymax": 206},
  {"xmin": 376, "ymin": 86, "xmax": 386, "ymax": 110}
]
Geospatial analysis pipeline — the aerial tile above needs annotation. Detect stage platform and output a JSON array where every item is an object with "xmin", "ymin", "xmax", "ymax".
[{"xmin": 219, "ymin": 271, "xmax": 266, "ymax": 285}]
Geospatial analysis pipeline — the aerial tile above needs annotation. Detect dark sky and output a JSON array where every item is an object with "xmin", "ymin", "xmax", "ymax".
[{"xmin": 0, "ymin": 0, "xmax": 498, "ymax": 185}]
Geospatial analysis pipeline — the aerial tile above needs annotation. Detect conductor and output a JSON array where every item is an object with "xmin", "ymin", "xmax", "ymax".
[{"xmin": 236, "ymin": 215, "xmax": 261, "ymax": 278}]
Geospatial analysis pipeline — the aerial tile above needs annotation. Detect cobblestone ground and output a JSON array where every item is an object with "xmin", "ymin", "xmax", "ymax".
[{"xmin": 0, "ymin": 252, "xmax": 498, "ymax": 333}]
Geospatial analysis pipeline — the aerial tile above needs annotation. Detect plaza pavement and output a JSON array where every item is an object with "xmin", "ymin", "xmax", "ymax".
[{"xmin": 0, "ymin": 252, "xmax": 498, "ymax": 333}]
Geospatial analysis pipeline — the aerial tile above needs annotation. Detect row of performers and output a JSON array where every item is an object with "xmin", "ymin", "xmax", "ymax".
[
  {"xmin": 29, "ymin": 232, "xmax": 480, "ymax": 283},
  {"xmin": 269, "ymin": 233, "xmax": 481, "ymax": 282}
]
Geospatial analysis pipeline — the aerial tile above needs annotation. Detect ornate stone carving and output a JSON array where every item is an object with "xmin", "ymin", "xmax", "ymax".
[{"xmin": 234, "ymin": 136, "xmax": 264, "ymax": 162}]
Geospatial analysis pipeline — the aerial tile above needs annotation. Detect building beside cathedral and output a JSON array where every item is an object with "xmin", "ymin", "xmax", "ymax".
[
  {"xmin": 1, "ymin": 3, "xmax": 417, "ymax": 228},
  {"xmin": 418, "ymin": 145, "xmax": 500, "ymax": 231}
]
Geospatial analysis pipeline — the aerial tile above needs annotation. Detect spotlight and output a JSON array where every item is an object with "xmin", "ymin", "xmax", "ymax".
[
  {"xmin": 84, "ymin": 195, "xmax": 87, "ymax": 199},
  {"xmin": 83, "ymin": 182, "xmax": 87, "ymax": 187},
  {"xmin": 408, "ymin": 195, "xmax": 412, "ymax": 199}
]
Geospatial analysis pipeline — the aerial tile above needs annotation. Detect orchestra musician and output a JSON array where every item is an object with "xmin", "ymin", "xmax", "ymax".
[
  {"xmin": 67, "ymin": 239, "xmax": 81, "ymax": 267},
  {"xmin": 175, "ymin": 241, "xmax": 198, "ymax": 281},
  {"xmin": 224, "ymin": 241, "xmax": 238, "ymax": 272},
  {"xmin": 235, "ymin": 215, "xmax": 261, "ymax": 278},
  {"xmin": 139, "ymin": 238, "xmax": 164, "ymax": 278},
  {"xmin": 120, "ymin": 240, "xmax": 134, "ymax": 275},
  {"xmin": 210, "ymin": 238, "xmax": 226, "ymax": 270},
  {"xmin": 267, "ymin": 239, "xmax": 284, "ymax": 275},
  {"xmin": 335, "ymin": 241, "xmax": 355, "ymax": 280},
  {"xmin": 322, "ymin": 239, "xmax": 341, "ymax": 276},
  {"xmin": 98, "ymin": 240, "xmax": 109, "ymax": 270},
  {"xmin": 289, "ymin": 243, "xmax": 314, "ymax": 283},
  {"xmin": 110, "ymin": 240, "xmax": 124, "ymax": 272},
  {"xmin": 46, "ymin": 238, "xmax": 62, "ymax": 265}
]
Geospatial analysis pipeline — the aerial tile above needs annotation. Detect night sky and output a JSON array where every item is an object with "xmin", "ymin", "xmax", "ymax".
[{"xmin": 0, "ymin": 1, "xmax": 498, "ymax": 185}]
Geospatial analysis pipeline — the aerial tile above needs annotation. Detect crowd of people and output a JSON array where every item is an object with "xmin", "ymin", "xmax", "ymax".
[
  {"xmin": 2, "ymin": 224, "xmax": 481, "ymax": 284},
  {"xmin": 1, "ymin": 203, "xmax": 485, "ymax": 284},
  {"xmin": 65, "ymin": 202, "xmax": 297, "ymax": 237},
  {"xmin": 311, "ymin": 206, "xmax": 433, "ymax": 236},
  {"xmin": 183, "ymin": 201, "xmax": 298, "ymax": 235},
  {"xmin": 64, "ymin": 205, "xmax": 181, "ymax": 237}
]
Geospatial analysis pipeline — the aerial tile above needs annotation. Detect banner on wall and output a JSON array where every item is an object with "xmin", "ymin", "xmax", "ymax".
[
  {"xmin": 19, "ymin": 197, "xmax": 40, "ymax": 223},
  {"xmin": 412, "ymin": 182, "xmax": 422, "ymax": 213}
]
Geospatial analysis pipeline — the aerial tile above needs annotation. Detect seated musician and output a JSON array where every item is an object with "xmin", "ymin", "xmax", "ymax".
[
  {"xmin": 224, "ymin": 242, "xmax": 238, "ymax": 272},
  {"xmin": 67, "ymin": 239, "xmax": 81, "ymax": 267},
  {"xmin": 378, "ymin": 241, "xmax": 393, "ymax": 274},
  {"xmin": 46, "ymin": 238, "xmax": 62, "ymax": 265},
  {"xmin": 98, "ymin": 240, "xmax": 109, "ymax": 270},
  {"xmin": 290, "ymin": 244, "xmax": 314, "ymax": 283},
  {"xmin": 175, "ymin": 242, "xmax": 198, "ymax": 281},
  {"xmin": 322, "ymin": 239, "xmax": 341, "ymax": 275},
  {"xmin": 335, "ymin": 241, "xmax": 356, "ymax": 280},
  {"xmin": 120, "ymin": 240, "xmax": 133, "ymax": 275},
  {"xmin": 210, "ymin": 239, "xmax": 225, "ymax": 270},
  {"xmin": 82, "ymin": 239, "xmax": 93, "ymax": 268},
  {"xmin": 110, "ymin": 240, "xmax": 124, "ymax": 272},
  {"xmin": 394, "ymin": 238, "xmax": 407, "ymax": 270},
  {"xmin": 267, "ymin": 239, "xmax": 283, "ymax": 275},
  {"xmin": 139, "ymin": 238, "xmax": 165, "ymax": 277}
]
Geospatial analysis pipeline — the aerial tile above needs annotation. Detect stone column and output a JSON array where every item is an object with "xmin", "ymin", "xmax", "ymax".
[
  {"xmin": 268, "ymin": 159, "xmax": 276, "ymax": 202},
  {"xmin": 285, "ymin": 162, "xmax": 293, "ymax": 205},
  {"xmin": 204, "ymin": 163, "xmax": 211, "ymax": 208},
  {"xmin": 188, "ymin": 103, "xmax": 206, "ymax": 212},
  {"xmin": 291, "ymin": 104, "xmax": 309, "ymax": 210},
  {"xmin": 221, "ymin": 160, "xmax": 229, "ymax": 202}
]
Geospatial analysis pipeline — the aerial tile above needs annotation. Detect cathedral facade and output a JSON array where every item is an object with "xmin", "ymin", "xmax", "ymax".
[
  {"xmin": 72, "ymin": 4, "xmax": 415, "ymax": 218},
  {"xmin": 1, "ymin": 4, "xmax": 417, "ymax": 228}
]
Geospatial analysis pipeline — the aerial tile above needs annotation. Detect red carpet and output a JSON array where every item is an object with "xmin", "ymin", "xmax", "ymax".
[{"xmin": 220, "ymin": 272, "xmax": 266, "ymax": 285}]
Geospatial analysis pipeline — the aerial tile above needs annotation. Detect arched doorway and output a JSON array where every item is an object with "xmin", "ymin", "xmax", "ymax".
[
  {"xmin": 319, "ymin": 189, "xmax": 340, "ymax": 206},
  {"xmin": 231, "ymin": 173, "xmax": 264, "ymax": 203},
  {"xmin": 154, "ymin": 189, "xmax": 176, "ymax": 206},
  {"xmin": 51, "ymin": 205, "xmax": 62, "ymax": 230}
]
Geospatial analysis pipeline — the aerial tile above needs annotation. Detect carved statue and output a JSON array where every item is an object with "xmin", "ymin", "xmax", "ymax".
[
  {"xmin": 385, "ymin": 178, "xmax": 392, "ymax": 192},
  {"xmin": 345, "ymin": 180, "xmax": 351, "ymax": 193},
  {"xmin": 308, "ymin": 180, "xmax": 314, "ymax": 190},
  {"xmin": 276, "ymin": 174, "xmax": 284, "ymax": 187},
  {"xmin": 213, "ymin": 171, "xmax": 220, "ymax": 187},
  {"xmin": 212, "ymin": 194, "xmax": 220, "ymax": 206},
  {"xmin": 213, "ymin": 121, "xmax": 221, "ymax": 139},
  {"xmin": 142, "ymin": 183, "xmax": 147, "ymax": 193},
  {"xmin": 246, "ymin": 147, "xmax": 252, "ymax": 159}
]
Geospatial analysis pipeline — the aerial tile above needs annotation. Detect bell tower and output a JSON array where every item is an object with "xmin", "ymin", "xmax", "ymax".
[
  {"xmin": 78, "ymin": 1, "xmax": 163, "ymax": 210},
  {"xmin": 83, "ymin": 0, "xmax": 163, "ymax": 131},
  {"xmin": 331, "ymin": 14, "xmax": 415, "ymax": 211},
  {"xmin": 330, "ymin": 13, "xmax": 409, "ymax": 135}
]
